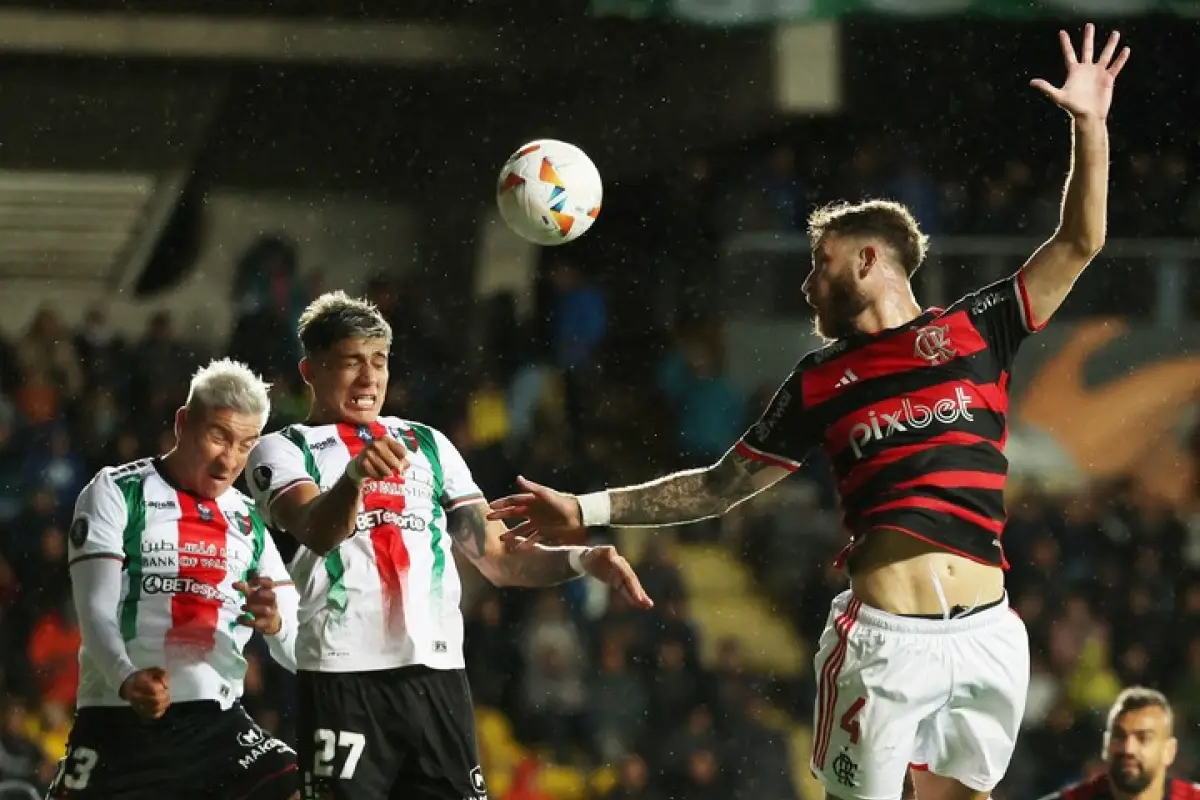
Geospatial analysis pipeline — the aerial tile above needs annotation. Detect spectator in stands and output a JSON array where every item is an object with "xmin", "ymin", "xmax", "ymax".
[
  {"xmin": 0, "ymin": 695, "xmax": 51, "ymax": 790},
  {"xmin": 518, "ymin": 591, "xmax": 590, "ymax": 761},
  {"xmin": 25, "ymin": 595, "xmax": 78, "ymax": 711},
  {"xmin": 588, "ymin": 633, "xmax": 647, "ymax": 763},
  {"xmin": 656, "ymin": 322, "xmax": 745, "ymax": 463},
  {"xmin": 16, "ymin": 308, "xmax": 83, "ymax": 405}
]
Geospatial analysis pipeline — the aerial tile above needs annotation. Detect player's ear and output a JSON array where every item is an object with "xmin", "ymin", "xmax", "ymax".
[
  {"xmin": 1165, "ymin": 735, "xmax": 1178, "ymax": 767},
  {"xmin": 298, "ymin": 357, "xmax": 312, "ymax": 385},
  {"xmin": 174, "ymin": 406, "xmax": 187, "ymax": 439},
  {"xmin": 858, "ymin": 245, "xmax": 877, "ymax": 277}
]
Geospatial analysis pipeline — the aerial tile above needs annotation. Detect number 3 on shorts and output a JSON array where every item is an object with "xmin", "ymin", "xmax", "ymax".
[
  {"xmin": 55, "ymin": 747, "xmax": 99, "ymax": 790},
  {"xmin": 313, "ymin": 729, "xmax": 366, "ymax": 779},
  {"xmin": 840, "ymin": 697, "xmax": 866, "ymax": 745}
]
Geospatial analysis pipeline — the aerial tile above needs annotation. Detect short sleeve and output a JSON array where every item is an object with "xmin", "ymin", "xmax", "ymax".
[
  {"xmin": 430, "ymin": 427, "xmax": 485, "ymax": 511},
  {"xmin": 735, "ymin": 368, "xmax": 818, "ymax": 472},
  {"xmin": 247, "ymin": 433, "xmax": 317, "ymax": 527},
  {"xmin": 69, "ymin": 471, "xmax": 128, "ymax": 566},
  {"xmin": 957, "ymin": 272, "xmax": 1044, "ymax": 368}
]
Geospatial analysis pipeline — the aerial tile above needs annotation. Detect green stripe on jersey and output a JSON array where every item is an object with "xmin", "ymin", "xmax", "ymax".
[
  {"xmin": 116, "ymin": 474, "xmax": 147, "ymax": 641},
  {"xmin": 230, "ymin": 507, "xmax": 268, "ymax": 633},
  {"xmin": 409, "ymin": 424, "xmax": 447, "ymax": 602},
  {"xmin": 282, "ymin": 425, "xmax": 320, "ymax": 483},
  {"xmin": 282, "ymin": 425, "xmax": 347, "ymax": 614}
]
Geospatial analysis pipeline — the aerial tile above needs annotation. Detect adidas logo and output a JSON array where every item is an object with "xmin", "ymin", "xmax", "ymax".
[{"xmin": 835, "ymin": 369, "xmax": 859, "ymax": 388}]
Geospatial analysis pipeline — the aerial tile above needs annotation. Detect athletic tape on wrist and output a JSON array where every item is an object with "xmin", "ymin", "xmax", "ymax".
[{"xmin": 577, "ymin": 491, "xmax": 612, "ymax": 527}]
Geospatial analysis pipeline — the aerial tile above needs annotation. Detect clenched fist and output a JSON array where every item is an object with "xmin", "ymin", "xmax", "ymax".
[
  {"xmin": 120, "ymin": 667, "xmax": 171, "ymax": 720},
  {"xmin": 346, "ymin": 435, "xmax": 410, "ymax": 485}
]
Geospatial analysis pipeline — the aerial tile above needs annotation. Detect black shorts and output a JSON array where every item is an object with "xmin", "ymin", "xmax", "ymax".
[
  {"xmin": 47, "ymin": 701, "xmax": 299, "ymax": 800},
  {"xmin": 297, "ymin": 666, "xmax": 485, "ymax": 800}
]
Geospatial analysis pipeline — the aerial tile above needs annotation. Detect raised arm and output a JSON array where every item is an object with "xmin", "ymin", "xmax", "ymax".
[
  {"xmin": 1020, "ymin": 24, "xmax": 1130, "ymax": 327},
  {"xmin": 490, "ymin": 363, "xmax": 815, "ymax": 539},
  {"xmin": 247, "ymin": 431, "xmax": 409, "ymax": 556},
  {"xmin": 601, "ymin": 445, "xmax": 789, "ymax": 526}
]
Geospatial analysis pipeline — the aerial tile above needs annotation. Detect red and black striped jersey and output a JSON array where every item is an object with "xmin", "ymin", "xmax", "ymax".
[
  {"xmin": 1037, "ymin": 774, "xmax": 1200, "ymax": 800},
  {"xmin": 735, "ymin": 271, "xmax": 1044, "ymax": 568}
]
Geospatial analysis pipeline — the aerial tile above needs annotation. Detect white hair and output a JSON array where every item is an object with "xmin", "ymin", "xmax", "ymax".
[{"xmin": 185, "ymin": 358, "xmax": 272, "ymax": 428}]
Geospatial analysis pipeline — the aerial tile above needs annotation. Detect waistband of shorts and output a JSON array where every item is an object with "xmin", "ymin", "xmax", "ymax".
[{"xmin": 835, "ymin": 590, "xmax": 1012, "ymax": 635}]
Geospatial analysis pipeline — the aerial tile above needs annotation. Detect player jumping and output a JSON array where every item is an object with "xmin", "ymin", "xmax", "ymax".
[
  {"xmin": 1036, "ymin": 687, "xmax": 1200, "ymax": 800},
  {"xmin": 246, "ymin": 291, "xmax": 652, "ymax": 800},
  {"xmin": 488, "ymin": 24, "xmax": 1130, "ymax": 800},
  {"xmin": 49, "ymin": 359, "xmax": 301, "ymax": 800}
]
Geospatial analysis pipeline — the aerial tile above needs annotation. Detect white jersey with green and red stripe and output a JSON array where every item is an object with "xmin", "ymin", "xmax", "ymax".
[
  {"xmin": 246, "ymin": 418, "xmax": 482, "ymax": 673},
  {"xmin": 68, "ymin": 458, "xmax": 293, "ymax": 709}
]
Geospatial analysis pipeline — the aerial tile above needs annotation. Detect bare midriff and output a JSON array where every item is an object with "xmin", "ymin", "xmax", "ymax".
[{"xmin": 847, "ymin": 528, "xmax": 1005, "ymax": 616}]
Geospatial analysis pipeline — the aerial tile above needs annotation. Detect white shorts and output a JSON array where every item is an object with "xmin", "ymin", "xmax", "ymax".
[{"xmin": 810, "ymin": 590, "xmax": 1029, "ymax": 800}]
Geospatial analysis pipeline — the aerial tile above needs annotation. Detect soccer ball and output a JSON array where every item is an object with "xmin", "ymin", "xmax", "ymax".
[{"xmin": 496, "ymin": 139, "xmax": 603, "ymax": 246}]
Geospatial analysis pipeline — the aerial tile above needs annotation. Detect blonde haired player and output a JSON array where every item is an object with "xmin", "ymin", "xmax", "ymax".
[{"xmin": 50, "ymin": 359, "xmax": 300, "ymax": 800}]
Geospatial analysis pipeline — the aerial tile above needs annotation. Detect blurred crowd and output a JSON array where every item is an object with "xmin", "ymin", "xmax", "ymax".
[
  {"xmin": 642, "ymin": 140, "xmax": 1200, "ymax": 321},
  {"xmin": 0, "ymin": 219, "xmax": 1197, "ymax": 800}
]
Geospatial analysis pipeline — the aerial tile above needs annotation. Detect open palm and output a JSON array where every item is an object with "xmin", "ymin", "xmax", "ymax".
[{"xmin": 1031, "ymin": 23, "xmax": 1130, "ymax": 121}]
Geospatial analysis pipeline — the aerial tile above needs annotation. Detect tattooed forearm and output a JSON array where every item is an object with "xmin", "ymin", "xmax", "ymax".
[
  {"xmin": 446, "ymin": 503, "xmax": 489, "ymax": 559},
  {"xmin": 493, "ymin": 546, "xmax": 582, "ymax": 588},
  {"xmin": 608, "ymin": 450, "xmax": 777, "ymax": 527}
]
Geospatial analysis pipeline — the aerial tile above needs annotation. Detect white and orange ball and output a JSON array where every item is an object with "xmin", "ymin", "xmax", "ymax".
[{"xmin": 496, "ymin": 139, "xmax": 603, "ymax": 246}]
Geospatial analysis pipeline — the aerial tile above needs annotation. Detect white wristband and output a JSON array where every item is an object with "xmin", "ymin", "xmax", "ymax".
[
  {"xmin": 567, "ymin": 547, "xmax": 588, "ymax": 576},
  {"xmin": 576, "ymin": 491, "xmax": 612, "ymax": 527}
]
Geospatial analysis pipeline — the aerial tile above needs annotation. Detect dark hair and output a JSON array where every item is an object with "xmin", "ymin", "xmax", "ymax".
[
  {"xmin": 807, "ymin": 199, "xmax": 930, "ymax": 277},
  {"xmin": 1107, "ymin": 686, "xmax": 1173, "ymax": 732},
  {"xmin": 297, "ymin": 291, "xmax": 392, "ymax": 355}
]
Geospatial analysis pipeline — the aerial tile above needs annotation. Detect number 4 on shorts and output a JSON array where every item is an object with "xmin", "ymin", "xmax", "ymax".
[
  {"xmin": 313, "ymin": 729, "xmax": 366, "ymax": 779},
  {"xmin": 840, "ymin": 697, "xmax": 866, "ymax": 745}
]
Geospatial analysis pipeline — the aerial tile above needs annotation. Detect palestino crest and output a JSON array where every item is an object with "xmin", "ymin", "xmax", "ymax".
[{"xmin": 913, "ymin": 325, "xmax": 956, "ymax": 366}]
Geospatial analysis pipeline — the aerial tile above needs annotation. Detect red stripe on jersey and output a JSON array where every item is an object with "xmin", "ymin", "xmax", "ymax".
[
  {"xmin": 838, "ymin": 430, "xmax": 1000, "ymax": 498},
  {"xmin": 833, "ymin": 524, "xmax": 1010, "ymax": 570},
  {"xmin": 860, "ymin": 495, "xmax": 1006, "ymax": 535},
  {"xmin": 802, "ymin": 310, "xmax": 988, "ymax": 406},
  {"xmin": 891, "ymin": 471, "xmax": 1008, "ymax": 492},
  {"xmin": 336, "ymin": 422, "xmax": 411, "ymax": 633},
  {"xmin": 1167, "ymin": 778, "xmax": 1200, "ymax": 800},
  {"xmin": 167, "ymin": 493, "xmax": 229, "ymax": 657},
  {"xmin": 734, "ymin": 439, "xmax": 802, "ymax": 471},
  {"xmin": 1015, "ymin": 271, "xmax": 1048, "ymax": 332},
  {"xmin": 824, "ymin": 380, "xmax": 999, "ymax": 456}
]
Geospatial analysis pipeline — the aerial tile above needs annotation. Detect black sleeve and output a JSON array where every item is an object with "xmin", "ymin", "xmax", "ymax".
[
  {"xmin": 735, "ymin": 366, "xmax": 818, "ymax": 471},
  {"xmin": 955, "ymin": 271, "xmax": 1043, "ymax": 368}
]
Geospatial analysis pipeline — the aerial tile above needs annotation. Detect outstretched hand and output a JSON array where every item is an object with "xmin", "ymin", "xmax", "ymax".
[
  {"xmin": 1030, "ymin": 23, "xmax": 1130, "ymax": 121},
  {"xmin": 579, "ymin": 546, "xmax": 654, "ymax": 610},
  {"xmin": 487, "ymin": 476, "xmax": 585, "ymax": 547}
]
